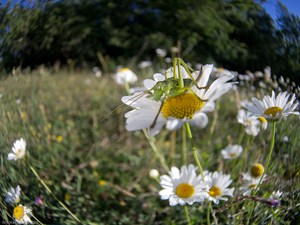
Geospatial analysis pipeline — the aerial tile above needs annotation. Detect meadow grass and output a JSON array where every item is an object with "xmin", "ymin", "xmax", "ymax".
[{"xmin": 0, "ymin": 68, "xmax": 299, "ymax": 224}]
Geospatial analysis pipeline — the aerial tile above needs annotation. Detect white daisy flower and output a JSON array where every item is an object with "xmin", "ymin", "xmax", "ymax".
[
  {"xmin": 159, "ymin": 165, "xmax": 209, "ymax": 206},
  {"xmin": 138, "ymin": 60, "xmax": 153, "ymax": 69},
  {"xmin": 122, "ymin": 64, "xmax": 234, "ymax": 136},
  {"xmin": 128, "ymin": 86, "xmax": 147, "ymax": 95},
  {"xmin": 156, "ymin": 48, "xmax": 167, "ymax": 58},
  {"xmin": 8, "ymin": 138, "xmax": 26, "ymax": 161},
  {"xmin": 213, "ymin": 67, "xmax": 235, "ymax": 77},
  {"xmin": 13, "ymin": 205, "xmax": 32, "ymax": 224},
  {"xmin": 246, "ymin": 91, "xmax": 299, "ymax": 122},
  {"xmin": 240, "ymin": 164, "xmax": 266, "ymax": 195},
  {"xmin": 283, "ymin": 136, "xmax": 289, "ymax": 142},
  {"xmin": 242, "ymin": 163, "xmax": 266, "ymax": 181},
  {"xmin": 114, "ymin": 67, "xmax": 137, "ymax": 85},
  {"xmin": 237, "ymin": 109, "xmax": 267, "ymax": 136},
  {"xmin": 239, "ymin": 176, "xmax": 262, "ymax": 195},
  {"xmin": 205, "ymin": 171, "xmax": 235, "ymax": 204},
  {"xmin": 92, "ymin": 66, "xmax": 102, "ymax": 78},
  {"xmin": 221, "ymin": 145, "xmax": 243, "ymax": 159},
  {"xmin": 270, "ymin": 190, "xmax": 282, "ymax": 199},
  {"xmin": 269, "ymin": 190, "xmax": 282, "ymax": 207},
  {"xmin": 5, "ymin": 185, "xmax": 21, "ymax": 205}
]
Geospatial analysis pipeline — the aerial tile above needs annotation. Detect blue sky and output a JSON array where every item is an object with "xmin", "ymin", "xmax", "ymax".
[
  {"xmin": 263, "ymin": 0, "xmax": 300, "ymax": 19},
  {"xmin": 1, "ymin": 0, "xmax": 300, "ymax": 19}
]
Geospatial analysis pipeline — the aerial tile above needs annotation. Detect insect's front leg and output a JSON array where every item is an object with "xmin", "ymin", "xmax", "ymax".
[{"xmin": 150, "ymin": 99, "xmax": 165, "ymax": 129}]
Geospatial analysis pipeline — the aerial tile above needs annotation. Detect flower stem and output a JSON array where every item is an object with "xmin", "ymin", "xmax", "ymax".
[
  {"xmin": 182, "ymin": 125, "xmax": 187, "ymax": 164},
  {"xmin": 170, "ymin": 130, "xmax": 177, "ymax": 165},
  {"xmin": 31, "ymin": 213, "xmax": 44, "ymax": 225},
  {"xmin": 246, "ymin": 122, "xmax": 276, "ymax": 224},
  {"xmin": 263, "ymin": 122, "xmax": 276, "ymax": 176},
  {"xmin": 209, "ymin": 100, "xmax": 219, "ymax": 136},
  {"xmin": 29, "ymin": 166, "xmax": 82, "ymax": 223},
  {"xmin": 241, "ymin": 135, "xmax": 252, "ymax": 171},
  {"xmin": 184, "ymin": 205, "xmax": 192, "ymax": 225},
  {"xmin": 254, "ymin": 122, "xmax": 276, "ymax": 195},
  {"xmin": 124, "ymin": 82, "xmax": 131, "ymax": 94},
  {"xmin": 143, "ymin": 129, "xmax": 169, "ymax": 172},
  {"xmin": 207, "ymin": 201, "xmax": 211, "ymax": 225},
  {"xmin": 184, "ymin": 122, "xmax": 204, "ymax": 179},
  {"xmin": 237, "ymin": 128, "xmax": 245, "ymax": 146}
]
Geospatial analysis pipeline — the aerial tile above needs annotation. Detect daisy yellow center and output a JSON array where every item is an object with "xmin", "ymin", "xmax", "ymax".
[
  {"xmin": 13, "ymin": 205, "xmax": 24, "ymax": 220},
  {"xmin": 250, "ymin": 163, "xmax": 264, "ymax": 178},
  {"xmin": 244, "ymin": 119, "xmax": 253, "ymax": 126},
  {"xmin": 264, "ymin": 107, "xmax": 282, "ymax": 117},
  {"xmin": 161, "ymin": 93, "xmax": 204, "ymax": 119},
  {"xmin": 16, "ymin": 149, "xmax": 23, "ymax": 157},
  {"xmin": 229, "ymin": 153, "xmax": 237, "ymax": 157},
  {"xmin": 248, "ymin": 184, "xmax": 257, "ymax": 189},
  {"xmin": 98, "ymin": 180, "xmax": 106, "ymax": 186},
  {"xmin": 209, "ymin": 186, "xmax": 222, "ymax": 197},
  {"xmin": 175, "ymin": 183, "xmax": 195, "ymax": 198},
  {"xmin": 257, "ymin": 116, "xmax": 267, "ymax": 124},
  {"xmin": 119, "ymin": 68, "xmax": 130, "ymax": 72}
]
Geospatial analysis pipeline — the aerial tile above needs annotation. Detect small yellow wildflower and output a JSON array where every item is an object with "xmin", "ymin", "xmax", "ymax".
[
  {"xmin": 56, "ymin": 135, "xmax": 63, "ymax": 143},
  {"xmin": 98, "ymin": 180, "xmax": 106, "ymax": 186},
  {"xmin": 64, "ymin": 193, "xmax": 71, "ymax": 202}
]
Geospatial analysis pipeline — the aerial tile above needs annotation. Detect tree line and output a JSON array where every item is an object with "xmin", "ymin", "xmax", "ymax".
[{"xmin": 0, "ymin": 0, "xmax": 299, "ymax": 83}]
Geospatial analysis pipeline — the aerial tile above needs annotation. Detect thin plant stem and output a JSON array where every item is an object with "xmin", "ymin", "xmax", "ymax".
[
  {"xmin": 29, "ymin": 166, "xmax": 82, "ymax": 224},
  {"xmin": 124, "ymin": 82, "xmax": 130, "ymax": 94},
  {"xmin": 184, "ymin": 122, "xmax": 204, "ymax": 180},
  {"xmin": 246, "ymin": 200, "xmax": 255, "ymax": 225},
  {"xmin": 184, "ymin": 205, "xmax": 192, "ymax": 225},
  {"xmin": 262, "ymin": 122, "xmax": 276, "ymax": 178},
  {"xmin": 254, "ymin": 122, "xmax": 276, "ymax": 195},
  {"xmin": 246, "ymin": 122, "xmax": 276, "ymax": 225},
  {"xmin": 31, "ymin": 213, "xmax": 44, "ymax": 225},
  {"xmin": 237, "ymin": 128, "xmax": 245, "ymax": 146},
  {"xmin": 240, "ymin": 135, "xmax": 252, "ymax": 171},
  {"xmin": 142, "ymin": 129, "xmax": 170, "ymax": 172},
  {"xmin": 207, "ymin": 201, "xmax": 211, "ymax": 225},
  {"xmin": 182, "ymin": 125, "xmax": 187, "ymax": 164},
  {"xmin": 209, "ymin": 100, "xmax": 219, "ymax": 136},
  {"xmin": 170, "ymin": 130, "xmax": 177, "ymax": 165}
]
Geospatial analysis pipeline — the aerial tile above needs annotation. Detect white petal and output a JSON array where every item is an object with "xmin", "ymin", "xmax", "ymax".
[
  {"xmin": 8, "ymin": 153, "xmax": 17, "ymax": 161},
  {"xmin": 197, "ymin": 64, "xmax": 214, "ymax": 87},
  {"xmin": 143, "ymin": 79, "xmax": 156, "ymax": 90},
  {"xmin": 166, "ymin": 119, "xmax": 184, "ymax": 130},
  {"xmin": 153, "ymin": 73, "xmax": 165, "ymax": 82},
  {"xmin": 189, "ymin": 113, "xmax": 208, "ymax": 128}
]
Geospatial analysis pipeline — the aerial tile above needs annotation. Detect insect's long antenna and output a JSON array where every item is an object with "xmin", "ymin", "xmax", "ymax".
[
  {"xmin": 150, "ymin": 99, "xmax": 165, "ymax": 129},
  {"xmin": 98, "ymin": 91, "xmax": 149, "ymax": 125}
]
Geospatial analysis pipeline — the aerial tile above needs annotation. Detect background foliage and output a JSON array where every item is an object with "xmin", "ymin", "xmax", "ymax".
[{"xmin": 0, "ymin": 0, "xmax": 300, "ymax": 83}]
